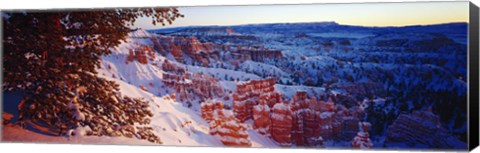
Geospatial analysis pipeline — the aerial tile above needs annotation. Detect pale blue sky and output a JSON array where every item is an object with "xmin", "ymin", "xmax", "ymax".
[{"xmin": 134, "ymin": 1, "xmax": 469, "ymax": 30}]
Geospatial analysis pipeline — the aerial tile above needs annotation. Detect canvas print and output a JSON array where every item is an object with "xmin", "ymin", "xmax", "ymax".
[{"xmin": 1, "ymin": 1, "xmax": 471, "ymax": 151}]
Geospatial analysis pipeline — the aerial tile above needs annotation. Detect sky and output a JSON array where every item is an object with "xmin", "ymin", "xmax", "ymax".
[{"xmin": 134, "ymin": 1, "xmax": 469, "ymax": 30}]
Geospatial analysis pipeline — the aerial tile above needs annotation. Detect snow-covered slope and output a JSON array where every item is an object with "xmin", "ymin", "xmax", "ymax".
[
  {"xmin": 103, "ymin": 74, "xmax": 277, "ymax": 147},
  {"xmin": 3, "ymin": 30, "xmax": 278, "ymax": 147},
  {"xmin": 3, "ymin": 67, "xmax": 278, "ymax": 147},
  {"xmin": 97, "ymin": 35, "xmax": 279, "ymax": 147}
]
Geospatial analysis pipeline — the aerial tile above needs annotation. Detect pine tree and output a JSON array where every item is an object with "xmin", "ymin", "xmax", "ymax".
[{"xmin": 2, "ymin": 8, "xmax": 182, "ymax": 143}]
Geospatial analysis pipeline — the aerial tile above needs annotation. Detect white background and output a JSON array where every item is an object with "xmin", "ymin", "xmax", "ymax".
[{"xmin": 1, "ymin": 0, "xmax": 479, "ymax": 153}]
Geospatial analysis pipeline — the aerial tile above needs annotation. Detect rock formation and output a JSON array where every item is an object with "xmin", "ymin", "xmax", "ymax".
[
  {"xmin": 151, "ymin": 35, "xmax": 283, "ymax": 66},
  {"xmin": 162, "ymin": 60, "xmax": 225, "ymax": 102},
  {"xmin": 209, "ymin": 109, "xmax": 252, "ymax": 147},
  {"xmin": 200, "ymin": 100, "xmax": 224, "ymax": 122},
  {"xmin": 352, "ymin": 122, "xmax": 373, "ymax": 149},
  {"xmin": 290, "ymin": 91, "xmax": 323, "ymax": 146},
  {"xmin": 386, "ymin": 110, "xmax": 467, "ymax": 149},
  {"xmin": 125, "ymin": 42, "xmax": 155, "ymax": 64},
  {"xmin": 288, "ymin": 91, "xmax": 366, "ymax": 146},
  {"xmin": 151, "ymin": 36, "xmax": 221, "ymax": 65},
  {"xmin": 270, "ymin": 103, "xmax": 293, "ymax": 146},
  {"xmin": 200, "ymin": 100, "xmax": 252, "ymax": 147},
  {"xmin": 290, "ymin": 92, "xmax": 306, "ymax": 146},
  {"xmin": 317, "ymin": 111, "xmax": 339, "ymax": 140},
  {"xmin": 232, "ymin": 78, "xmax": 280, "ymax": 122},
  {"xmin": 234, "ymin": 46, "xmax": 283, "ymax": 62},
  {"xmin": 253, "ymin": 100, "xmax": 271, "ymax": 135},
  {"xmin": 260, "ymin": 92, "xmax": 283, "ymax": 108}
]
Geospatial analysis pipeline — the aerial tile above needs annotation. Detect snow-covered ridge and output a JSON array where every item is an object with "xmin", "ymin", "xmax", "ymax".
[{"xmin": 96, "ymin": 30, "xmax": 279, "ymax": 147}]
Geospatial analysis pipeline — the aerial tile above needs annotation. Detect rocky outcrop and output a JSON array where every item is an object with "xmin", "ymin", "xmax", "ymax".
[
  {"xmin": 162, "ymin": 60, "xmax": 225, "ymax": 102},
  {"xmin": 232, "ymin": 78, "xmax": 280, "ymax": 122},
  {"xmin": 253, "ymin": 101, "xmax": 271, "ymax": 135},
  {"xmin": 303, "ymin": 109, "xmax": 322, "ymax": 146},
  {"xmin": 259, "ymin": 92, "xmax": 283, "ymax": 108},
  {"xmin": 152, "ymin": 36, "xmax": 222, "ymax": 66},
  {"xmin": 386, "ymin": 110, "xmax": 467, "ymax": 149},
  {"xmin": 334, "ymin": 105, "xmax": 364, "ymax": 141},
  {"xmin": 288, "ymin": 91, "xmax": 368, "ymax": 146},
  {"xmin": 125, "ymin": 42, "xmax": 155, "ymax": 64},
  {"xmin": 291, "ymin": 109, "xmax": 305, "ymax": 146},
  {"xmin": 317, "ymin": 111, "xmax": 339, "ymax": 140},
  {"xmin": 290, "ymin": 92, "xmax": 306, "ymax": 146},
  {"xmin": 200, "ymin": 100, "xmax": 224, "ymax": 122},
  {"xmin": 290, "ymin": 91, "xmax": 342, "ymax": 146},
  {"xmin": 292, "ymin": 91, "xmax": 309, "ymax": 109},
  {"xmin": 234, "ymin": 46, "xmax": 283, "ymax": 62},
  {"xmin": 169, "ymin": 44, "xmax": 184, "ymax": 62},
  {"xmin": 231, "ymin": 81, "xmax": 367, "ymax": 147},
  {"xmin": 270, "ymin": 103, "xmax": 293, "ymax": 146},
  {"xmin": 200, "ymin": 100, "xmax": 252, "ymax": 147},
  {"xmin": 231, "ymin": 78, "xmax": 368, "ymax": 147},
  {"xmin": 209, "ymin": 109, "xmax": 252, "ymax": 147},
  {"xmin": 151, "ymin": 35, "xmax": 283, "ymax": 66},
  {"xmin": 352, "ymin": 122, "xmax": 373, "ymax": 149}
]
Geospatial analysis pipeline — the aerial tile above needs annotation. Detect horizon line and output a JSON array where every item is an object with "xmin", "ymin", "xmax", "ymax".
[{"xmin": 142, "ymin": 21, "xmax": 469, "ymax": 30}]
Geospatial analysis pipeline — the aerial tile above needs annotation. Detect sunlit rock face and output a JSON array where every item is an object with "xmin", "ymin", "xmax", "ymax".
[
  {"xmin": 232, "ymin": 78, "xmax": 279, "ymax": 122},
  {"xmin": 200, "ymin": 100, "xmax": 252, "ymax": 147},
  {"xmin": 151, "ymin": 34, "xmax": 283, "ymax": 67},
  {"xmin": 270, "ymin": 103, "xmax": 293, "ymax": 146},
  {"xmin": 125, "ymin": 42, "xmax": 155, "ymax": 65},
  {"xmin": 200, "ymin": 100, "xmax": 224, "ymax": 122},
  {"xmin": 253, "ymin": 101, "xmax": 271, "ymax": 135},
  {"xmin": 151, "ymin": 36, "xmax": 220, "ymax": 65},
  {"xmin": 209, "ymin": 109, "xmax": 252, "ymax": 147},
  {"xmin": 386, "ymin": 110, "xmax": 467, "ymax": 149},
  {"xmin": 230, "ymin": 82, "xmax": 368, "ymax": 147}
]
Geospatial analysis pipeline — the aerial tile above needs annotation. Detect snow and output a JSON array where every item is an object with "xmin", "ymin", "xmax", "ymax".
[
  {"xmin": 319, "ymin": 112, "xmax": 334, "ymax": 119},
  {"xmin": 308, "ymin": 32, "xmax": 373, "ymax": 39},
  {"xmin": 3, "ymin": 23, "xmax": 468, "ymax": 150},
  {"xmin": 4, "ymin": 74, "xmax": 225, "ymax": 146},
  {"xmin": 248, "ymin": 129, "xmax": 279, "ymax": 147},
  {"xmin": 270, "ymin": 113, "xmax": 285, "ymax": 120},
  {"xmin": 68, "ymin": 126, "xmax": 92, "ymax": 137},
  {"xmin": 2, "ymin": 125, "xmax": 154, "ymax": 145},
  {"xmin": 101, "ymin": 74, "xmax": 224, "ymax": 146},
  {"xmin": 275, "ymin": 84, "xmax": 325, "ymax": 99},
  {"xmin": 253, "ymin": 105, "xmax": 270, "ymax": 113},
  {"xmin": 240, "ymin": 60, "xmax": 289, "ymax": 79},
  {"xmin": 130, "ymin": 29, "xmax": 153, "ymax": 38},
  {"xmin": 272, "ymin": 103, "xmax": 289, "ymax": 110},
  {"xmin": 3, "ymin": 40, "xmax": 279, "ymax": 147},
  {"xmin": 186, "ymin": 65, "xmax": 262, "ymax": 81}
]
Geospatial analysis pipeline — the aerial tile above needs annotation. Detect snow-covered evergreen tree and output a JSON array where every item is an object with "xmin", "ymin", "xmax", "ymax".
[{"xmin": 2, "ymin": 9, "xmax": 183, "ymax": 143}]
